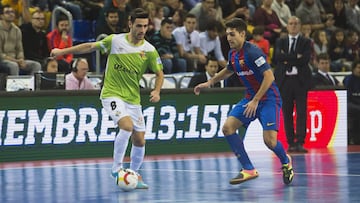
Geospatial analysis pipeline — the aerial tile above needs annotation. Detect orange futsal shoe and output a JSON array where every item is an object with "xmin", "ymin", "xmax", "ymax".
[{"xmin": 229, "ymin": 169, "xmax": 259, "ymax": 185}]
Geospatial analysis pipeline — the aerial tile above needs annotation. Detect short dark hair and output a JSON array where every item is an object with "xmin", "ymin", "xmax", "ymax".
[
  {"xmin": 1, "ymin": 4, "xmax": 12, "ymax": 14},
  {"xmin": 225, "ymin": 18, "xmax": 247, "ymax": 33},
  {"xmin": 56, "ymin": 14, "xmax": 69, "ymax": 26},
  {"xmin": 129, "ymin": 8, "xmax": 149, "ymax": 24},
  {"xmin": 252, "ymin": 26, "xmax": 265, "ymax": 36},
  {"xmin": 42, "ymin": 57, "xmax": 57, "ymax": 71},
  {"xmin": 105, "ymin": 8, "xmax": 118, "ymax": 17},
  {"xmin": 161, "ymin": 18, "xmax": 173, "ymax": 26},
  {"xmin": 184, "ymin": 13, "xmax": 196, "ymax": 21},
  {"xmin": 31, "ymin": 9, "xmax": 44, "ymax": 17},
  {"xmin": 207, "ymin": 55, "xmax": 218, "ymax": 63},
  {"xmin": 317, "ymin": 53, "xmax": 330, "ymax": 62}
]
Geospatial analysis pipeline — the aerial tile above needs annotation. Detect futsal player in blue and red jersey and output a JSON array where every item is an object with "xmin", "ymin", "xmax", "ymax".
[{"xmin": 194, "ymin": 18, "xmax": 294, "ymax": 185}]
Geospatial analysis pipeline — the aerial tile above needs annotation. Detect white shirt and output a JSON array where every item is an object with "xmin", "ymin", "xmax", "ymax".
[
  {"xmin": 199, "ymin": 31, "xmax": 225, "ymax": 61},
  {"xmin": 172, "ymin": 26, "xmax": 200, "ymax": 52}
]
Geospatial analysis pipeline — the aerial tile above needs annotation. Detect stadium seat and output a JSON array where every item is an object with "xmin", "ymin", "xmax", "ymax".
[{"xmin": 72, "ymin": 20, "xmax": 96, "ymax": 44}]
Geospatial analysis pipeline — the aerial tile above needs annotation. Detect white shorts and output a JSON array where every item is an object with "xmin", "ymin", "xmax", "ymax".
[{"xmin": 101, "ymin": 97, "xmax": 145, "ymax": 132}]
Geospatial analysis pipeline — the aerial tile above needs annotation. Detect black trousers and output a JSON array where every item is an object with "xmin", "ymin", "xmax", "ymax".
[{"xmin": 279, "ymin": 76, "xmax": 308, "ymax": 146}]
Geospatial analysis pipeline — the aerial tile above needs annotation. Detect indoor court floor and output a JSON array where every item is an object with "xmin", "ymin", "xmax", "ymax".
[{"xmin": 1, "ymin": 146, "xmax": 360, "ymax": 203}]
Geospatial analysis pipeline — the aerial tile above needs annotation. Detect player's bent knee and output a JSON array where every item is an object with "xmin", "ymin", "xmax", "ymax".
[
  {"xmin": 132, "ymin": 137, "xmax": 146, "ymax": 147},
  {"xmin": 263, "ymin": 138, "xmax": 277, "ymax": 149},
  {"xmin": 118, "ymin": 117, "xmax": 134, "ymax": 132},
  {"xmin": 222, "ymin": 125, "xmax": 236, "ymax": 136}
]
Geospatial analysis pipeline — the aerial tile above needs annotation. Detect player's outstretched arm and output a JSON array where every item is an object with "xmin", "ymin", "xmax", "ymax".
[
  {"xmin": 50, "ymin": 42, "xmax": 98, "ymax": 57},
  {"xmin": 194, "ymin": 68, "xmax": 233, "ymax": 95}
]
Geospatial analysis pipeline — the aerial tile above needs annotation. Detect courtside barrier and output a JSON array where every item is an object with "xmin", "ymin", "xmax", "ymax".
[{"xmin": 0, "ymin": 88, "xmax": 347, "ymax": 162}]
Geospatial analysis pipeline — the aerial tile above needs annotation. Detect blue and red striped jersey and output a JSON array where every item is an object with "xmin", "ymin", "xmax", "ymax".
[{"xmin": 226, "ymin": 41, "xmax": 280, "ymax": 100}]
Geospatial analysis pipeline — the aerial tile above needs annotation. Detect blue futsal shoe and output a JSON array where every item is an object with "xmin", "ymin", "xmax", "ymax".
[
  {"xmin": 111, "ymin": 171, "xmax": 118, "ymax": 179},
  {"xmin": 135, "ymin": 173, "xmax": 149, "ymax": 189}
]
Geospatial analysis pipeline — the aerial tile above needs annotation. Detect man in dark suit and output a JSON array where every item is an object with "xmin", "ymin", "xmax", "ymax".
[
  {"xmin": 274, "ymin": 16, "xmax": 312, "ymax": 153},
  {"xmin": 188, "ymin": 58, "xmax": 221, "ymax": 88},
  {"xmin": 313, "ymin": 53, "xmax": 340, "ymax": 87}
]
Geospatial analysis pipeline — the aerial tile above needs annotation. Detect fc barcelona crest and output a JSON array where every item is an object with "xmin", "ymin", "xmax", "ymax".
[{"xmin": 239, "ymin": 59, "xmax": 245, "ymax": 66}]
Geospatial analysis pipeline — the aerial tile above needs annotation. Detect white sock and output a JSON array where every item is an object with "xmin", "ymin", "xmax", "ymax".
[
  {"xmin": 111, "ymin": 130, "xmax": 131, "ymax": 173},
  {"xmin": 130, "ymin": 145, "xmax": 145, "ymax": 172}
]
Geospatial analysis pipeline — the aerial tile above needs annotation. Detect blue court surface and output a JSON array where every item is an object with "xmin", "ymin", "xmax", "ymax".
[{"xmin": 1, "ymin": 147, "xmax": 360, "ymax": 203}]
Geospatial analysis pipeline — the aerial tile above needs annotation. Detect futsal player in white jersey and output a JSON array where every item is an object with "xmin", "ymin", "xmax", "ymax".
[{"xmin": 50, "ymin": 8, "xmax": 164, "ymax": 189}]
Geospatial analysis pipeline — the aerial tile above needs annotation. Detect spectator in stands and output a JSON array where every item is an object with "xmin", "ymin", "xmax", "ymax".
[
  {"xmin": 172, "ymin": 13, "xmax": 207, "ymax": 72},
  {"xmin": 346, "ymin": 30, "xmax": 360, "ymax": 62},
  {"xmin": 143, "ymin": 1, "xmax": 156, "ymax": 39},
  {"xmin": 96, "ymin": 0, "xmax": 131, "ymax": 33},
  {"xmin": 328, "ymin": 29, "xmax": 351, "ymax": 72},
  {"xmin": 271, "ymin": 0, "xmax": 292, "ymax": 28},
  {"xmin": 301, "ymin": 23, "xmax": 312, "ymax": 39},
  {"xmin": 199, "ymin": 20, "xmax": 227, "ymax": 71},
  {"xmin": 343, "ymin": 59, "xmax": 360, "ymax": 144},
  {"xmin": 28, "ymin": 0, "xmax": 52, "ymax": 30},
  {"xmin": 153, "ymin": 4, "xmax": 164, "ymax": 32},
  {"xmin": 65, "ymin": 58, "xmax": 95, "ymax": 90},
  {"xmin": 95, "ymin": 7, "xmax": 120, "ymax": 36},
  {"xmin": 345, "ymin": 0, "xmax": 360, "ymax": 33},
  {"xmin": 1, "ymin": 0, "xmax": 31, "ymax": 26},
  {"xmin": 313, "ymin": 53, "xmax": 340, "ymax": 87},
  {"xmin": 253, "ymin": 0, "xmax": 283, "ymax": 44},
  {"xmin": 43, "ymin": 57, "xmax": 58, "ymax": 73},
  {"xmin": 301, "ymin": 24, "xmax": 317, "ymax": 70},
  {"xmin": 295, "ymin": 0, "xmax": 334, "ymax": 31},
  {"xmin": 189, "ymin": 0, "xmax": 223, "ymax": 32},
  {"xmin": 312, "ymin": 29, "xmax": 328, "ymax": 56},
  {"xmin": 46, "ymin": 14, "xmax": 72, "ymax": 73},
  {"xmin": 171, "ymin": 9, "xmax": 186, "ymax": 29},
  {"xmin": 20, "ymin": 9, "xmax": 49, "ymax": 67},
  {"xmin": 249, "ymin": 26, "xmax": 270, "ymax": 63},
  {"xmin": 0, "ymin": 5, "xmax": 41, "ymax": 75},
  {"xmin": 188, "ymin": 57, "xmax": 221, "ymax": 88},
  {"xmin": 332, "ymin": 0, "xmax": 348, "ymax": 31},
  {"xmin": 221, "ymin": 0, "xmax": 252, "ymax": 22},
  {"xmin": 163, "ymin": 0, "xmax": 183, "ymax": 17},
  {"xmin": 149, "ymin": 18, "xmax": 186, "ymax": 74}
]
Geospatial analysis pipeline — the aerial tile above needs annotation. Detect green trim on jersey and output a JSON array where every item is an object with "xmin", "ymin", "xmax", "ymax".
[{"xmin": 96, "ymin": 33, "xmax": 163, "ymax": 105}]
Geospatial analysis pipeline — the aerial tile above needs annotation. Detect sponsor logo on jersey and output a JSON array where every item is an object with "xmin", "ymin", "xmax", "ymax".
[
  {"xmin": 114, "ymin": 64, "xmax": 139, "ymax": 74},
  {"xmin": 236, "ymin": 69, "xmax": 254, "ymax": 76}
]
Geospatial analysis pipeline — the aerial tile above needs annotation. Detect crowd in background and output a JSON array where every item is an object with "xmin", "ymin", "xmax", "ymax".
[
  {"xmin": 0, "ymin": 0, "xmax": 359, "ymax": 144},
  {"xmin": 0, "ymin": 0, "xmax": 359, "ymax": 77}
]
